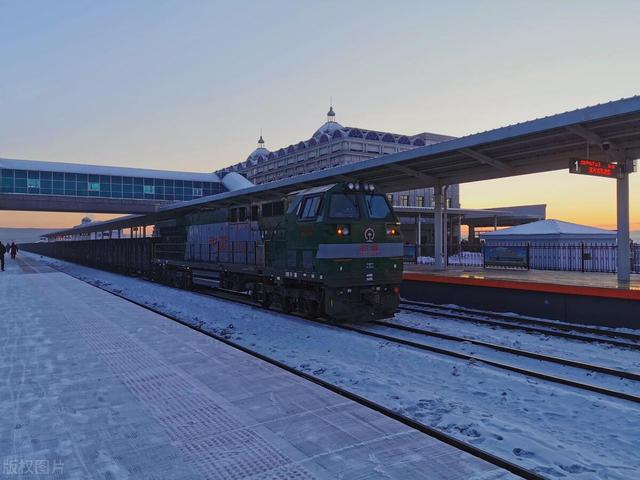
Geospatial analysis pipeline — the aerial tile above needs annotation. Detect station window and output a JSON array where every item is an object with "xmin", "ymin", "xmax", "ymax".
[
  {"xmin": 400, "ymin": 195, "xmax": 409, "ymax": 207},
  {"xmin": 143, "ymin": 185, "xmax": 155, "ymax": 194},
  {"xmin": 88, "ymin": 182, "xmax": 100, "ymax": 192},
  {"xmin": 193, "ymin": 187, "xmax": 203, "ymax": 196},
  {"xmin": 416, "ymin": 196, "xmax": 424, "ymax": 207},
  {"xmin": 27, "ymin": 178, "xmax": 40, "ymax": 188}
]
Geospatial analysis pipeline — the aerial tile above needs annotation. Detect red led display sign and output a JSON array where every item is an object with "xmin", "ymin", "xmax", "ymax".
[{"xmin": 569, "ymin": 159, "xmax": 621, "ymax": 178}]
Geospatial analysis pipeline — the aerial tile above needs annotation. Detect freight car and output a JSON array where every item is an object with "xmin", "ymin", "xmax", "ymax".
[{"xmin": 152, "ymin": 182, "xmax": 403, "ymax": 320}]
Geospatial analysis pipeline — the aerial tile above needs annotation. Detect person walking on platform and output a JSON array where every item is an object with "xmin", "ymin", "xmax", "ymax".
[
  {"xmin": 0, "ymin": 242, "xmax": 5, "ymax": 271},
  {"xmin": 9, "ymin": 242, "xmax": 18, "ymax": 260}
]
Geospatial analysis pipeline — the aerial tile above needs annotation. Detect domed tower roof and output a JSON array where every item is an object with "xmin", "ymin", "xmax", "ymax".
[
  {"xmin": 313, "ymin": 105, "xmax": 343, "ymax": 138},
  {"xmin": 247, "ymin": 133, "xmax": 270, "ymax": 161},
  {"xmin": 81, "ymin": 216, "xmax": 93, "ymax": 224}
]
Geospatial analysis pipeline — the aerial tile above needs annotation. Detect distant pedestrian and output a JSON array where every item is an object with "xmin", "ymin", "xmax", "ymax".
[
  {"xmin": 9, "ymin": 242, "xmax": 17, "ymax": 260},
  {"xmin": 0, "ymin": 242, "xmax": 5, "ymax": 271}
]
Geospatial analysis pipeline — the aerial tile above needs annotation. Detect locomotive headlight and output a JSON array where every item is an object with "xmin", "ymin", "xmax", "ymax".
[
  {"xmin": 386, "ymin": 226, "xmax": 398, "ymax": 236},
  {"xmin": 336, "ymin": 225, "xmax": 350, "ymax": 236}
]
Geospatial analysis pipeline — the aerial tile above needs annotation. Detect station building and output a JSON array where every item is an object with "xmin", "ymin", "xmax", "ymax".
[{"xmin": 216, "ymin": 107, "xmax": 460, "ymax": 210}]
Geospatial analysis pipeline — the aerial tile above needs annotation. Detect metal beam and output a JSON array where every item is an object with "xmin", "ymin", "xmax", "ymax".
[
  {"xmin": 566, "ymin": 124, "xmax": 624, "ymax": 161},
  {"xmin": 387, "ymin": 164, "xmax": 438, "ymax": 183},
  {"xmin": 335, "ymin": 175, "xmax": 355, "ymax": 182},
  {"xmin": 566, "ymin": 124, "xmax": 610, "ymax": 146},
  {"xmin": 459, "ymin": 148, "xmax": 513, "ymax": 172}
]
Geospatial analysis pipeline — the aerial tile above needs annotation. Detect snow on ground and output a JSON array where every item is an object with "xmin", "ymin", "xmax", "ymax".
[
  {"xmin": 364, "ymin": 323, "xmax": 640, "ymax": 397},
  {"xmin": 392, "ymin": 311, "xmax": 640, "ymax": 374},
  {"xmin": 25, "ymin": 252, "xmax": 640, "ymax": 479}
]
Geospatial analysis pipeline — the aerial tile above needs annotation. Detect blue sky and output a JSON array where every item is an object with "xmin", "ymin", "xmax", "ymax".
[{"xmin": 1, "ymin": 1, "xmax": 639, "ymax": 228}]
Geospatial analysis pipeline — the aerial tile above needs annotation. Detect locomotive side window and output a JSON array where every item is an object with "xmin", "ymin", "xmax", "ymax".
[
  {"xmin": 329, "ymin": 193, "xmax": 360, "ymax": 219},
  {"xmin": 261, "ymin": 200, "xmax": 285, "ymax": 217},
  {"xmin": 365, "ymin": 194, "xmax": 393, "ymax": 219},
  {"xmin": 299, "ymin": 195, "xmax": 322, "ymax": 220},
  {"xmin": 272, "ymin": 201, "xmax": 285, "ymax": 216}
]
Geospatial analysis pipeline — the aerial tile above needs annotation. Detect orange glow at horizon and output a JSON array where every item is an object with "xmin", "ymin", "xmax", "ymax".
[{"xmin": 0, "ymin": 211, "xmax": 123, "ymax": 229}]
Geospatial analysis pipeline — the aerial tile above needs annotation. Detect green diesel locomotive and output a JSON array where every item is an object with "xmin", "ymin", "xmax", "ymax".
[{"xmin": 153, "ymin": 182, "xmax": 403, "ymax": 321}]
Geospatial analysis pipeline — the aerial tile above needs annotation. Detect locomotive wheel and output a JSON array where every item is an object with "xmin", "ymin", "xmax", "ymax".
[
  {"xmin": 280, "ymin": 295, "xmax": 293, "ymax": 314},
  {"xmin": 261, "ymin": 293, "xmax": 272, "ymax": 308},
  {"xmin": 304, "ymin": 300, "xmax": 319, "ymax": 319}
]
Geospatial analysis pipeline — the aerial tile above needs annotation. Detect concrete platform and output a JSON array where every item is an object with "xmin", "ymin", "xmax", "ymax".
[
  {"xmin": 404, "ymin": 264, "xmax": 640, "ymax": 294},
  {"xmin": 402, "ymin": 265, "xmax": 640, "ymax": 327},
  {"xmin": 0, "ymin": 255, "xmax": 510, "ymax": 479}
]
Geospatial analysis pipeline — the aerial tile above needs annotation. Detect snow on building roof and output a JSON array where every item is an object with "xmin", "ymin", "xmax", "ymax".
[
  {"xmin": 481, "ymin": 219, "xmax": 615, "ymax": 237},
  {"xmin": 313, "ymin": 120, "xmax": 345, "ymax": 138},
  {"xmin": 0, "ymin": 158, "xmax": 221, "ymax": 182}
]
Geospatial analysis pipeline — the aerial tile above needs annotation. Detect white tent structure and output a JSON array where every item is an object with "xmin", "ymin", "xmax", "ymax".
[
  {"xmin": 481, "ymin": 219, "xmax": 616, "ymax": 245},
  {"xmin": 481, "ymin": 220, "xmax": 619, "ymax": 272}
]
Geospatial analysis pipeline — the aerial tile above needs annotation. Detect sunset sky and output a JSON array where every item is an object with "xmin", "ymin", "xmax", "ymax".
[{"xmin": 1, "ymin": 1, "xmax": 639, "ymax": 230}]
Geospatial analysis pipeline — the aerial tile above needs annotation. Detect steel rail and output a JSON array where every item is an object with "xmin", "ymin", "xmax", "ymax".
[
  {"xmin": 338, "ymin": 324, "xmax": 640, "ymax": 404},
  {"xmin": 399, "ymin": 302, "xmax": 640, "ymax": 350},
  {"xmin": 372, "ymin": 319, "xmax": 640, "ymax": 381}
]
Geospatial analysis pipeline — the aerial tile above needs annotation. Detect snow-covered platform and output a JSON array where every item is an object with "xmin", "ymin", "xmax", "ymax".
[
  {"xmin": 403, "ymin": 265, "xmax": 640, "ymax": 327},
  {"xmin": 0, "ymin": 255, "xmax": 509, "ymax": 479}
]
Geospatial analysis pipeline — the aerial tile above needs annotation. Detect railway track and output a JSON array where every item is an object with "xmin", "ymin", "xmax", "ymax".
[
  {"xmin": 52, "ymin": 267, "xmax": 546, "ymax": 480},
  {"xmin": 399, "ymin": 300, "xmax": 640, "ymax": 350},
  {"xmin": 118, "ymin": 275, "xmax": 640, "ymax": 404},
  {"xmin": 373, "ymin": 320, "xmax": 640, "ymax": 382},
  {"xmin": 340, "ymin": 323, "xmax": 640, "ymax": 404}
]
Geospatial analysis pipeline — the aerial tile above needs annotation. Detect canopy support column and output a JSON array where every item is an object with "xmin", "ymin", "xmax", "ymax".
[
  {"xmin": 416, "ymin": 213, "xmax": 422, "ymax": 259},
  {"xmin": 434, "ymin": 185, "xmax": 444, "ymax": 270},
  {"xmin": 443, "ymin": 186, "xmax": 449, "ymax": 266},
  {"xmin": 617, "ymin": 161, "xmax": 631, "ymax": 283}
]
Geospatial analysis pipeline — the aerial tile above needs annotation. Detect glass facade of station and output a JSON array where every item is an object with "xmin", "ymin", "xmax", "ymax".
[{"xmin": 0, "ymin": 169, "xmax": 223, "ymax": 201}]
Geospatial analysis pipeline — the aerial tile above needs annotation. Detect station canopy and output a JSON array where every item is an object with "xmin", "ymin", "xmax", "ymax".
[{"xmin": 47, "ymin": 95, "xmax": 640, "ymax": 237}]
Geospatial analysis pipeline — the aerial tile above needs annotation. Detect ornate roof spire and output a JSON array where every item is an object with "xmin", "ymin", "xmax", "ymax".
[{"xmin": 327, "ymin": 105, "xmax": 336, "ymax": 123}]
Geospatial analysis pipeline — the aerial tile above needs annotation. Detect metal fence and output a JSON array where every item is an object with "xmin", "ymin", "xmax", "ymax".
[
  {"xmin": 407, "ymin": 242, "xmax": 640, "ymax": 274},
  {"xmin": 411, "ymin": 244, "xmax": 483, "ymax": 268}
]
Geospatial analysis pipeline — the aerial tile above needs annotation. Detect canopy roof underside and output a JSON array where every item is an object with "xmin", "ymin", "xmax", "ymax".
[{"xmin": 46, "ymin": 96, "xmax": 640, "ymax": 237}]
